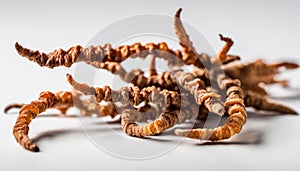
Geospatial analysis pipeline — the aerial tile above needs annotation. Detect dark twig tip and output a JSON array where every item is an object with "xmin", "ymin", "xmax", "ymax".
[
  {"xmin": 218, "ymin": 34, "xmax": 224, "ymax": 39},
  {"xmin": 287, "ymin": 63, "xmax": 299, "ymax": 69},
  {"xmin": 33, "ymin": 146, "xmax": 40, "ymax": 152},
  {"xmin": 15, "ymin": 41, "xmax": 20, "ymax": 47},
  {"xmin": 66, "ymin": 73, "xmax": 73, "ymax": 84},
  {"xmin": 15, "ymin": 42, "xmax": 22, "ymax": 51},
  {"xmin": 4, "ymin": 107, "xmax": 10, "ymax": 114},
  {"xmin": 4, "ymin": 103, "xmax": 24, "ymax": 114},
  {"xmin": 175, "ymin": 8, "xmax": 182, "ymax": 18},
  {"xmin": 289, "ymin": 110, "xmax": 299, "ymax": 115}
]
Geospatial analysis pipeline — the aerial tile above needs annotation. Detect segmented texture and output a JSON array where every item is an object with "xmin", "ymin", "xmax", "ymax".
[
  {"xmin": 72, "ymin": 92, "xmax": 120, "ymax": 118},
  {"xmin": 123, "ymin": 93, "xmax": 205, "ymax": 124},
  {"xmin": 129, "ymin": 104, "xmax": 162, "ymax": 123},
  {"xmin": 87, "ymin": 61, "xmax": 127, "ymax": 78},
  {"xmin": 121, "ymin": 107, "xmax": 179, "ymax": 137},
  {"xmin": 10, "ymin": 8, "xmax": 299, "ymax": 153},
  {"xmin": 223, "ymin": 59, "xmax": 298, "ymax": 114},
  {"xmin": 224, "ymin": 59, "xmax": 299, "ymax": 96},
  {"xmin": 174, "ymin": 8, "xmax": 207, "ymax": 68},
  {"xmin": 104, "ymin": 66, "xmax": 222, "ymax": 116},
  {"xmin": 87, "ymin": 60, "xmax": 180, "ymax": 91},
  {"xmin": 123, "ymin": 69, "xmax": 180, "ymax": 90},
  {"xmin": 67, "ymin": 74, "xmax": 181, "ymax": 108},
  {"xmin": 174, "ymin": 79, "xmax": 247, "ymax": 140},
  {"xmin": 13, "ymin": 91, "xmax": 72, "ymax": 152},
  {"xmin": 15, "ymin": 41, "xmax": 194, "ymax": 68},
  {"xmin": 88, "ymin": 61, "xmax": 213, "ymax": 96},
  {"xmin": 170, "ymin": 70, "xmax": 224, "ymax": 115},
  {"xmin": 14, "ymin": 9, "xmax": 241, "ymax": 73}
]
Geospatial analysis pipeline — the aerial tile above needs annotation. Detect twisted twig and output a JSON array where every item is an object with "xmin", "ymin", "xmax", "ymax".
[{"xmin": 175, "ymin": 79, "xmax": 247, "ymax": 140}]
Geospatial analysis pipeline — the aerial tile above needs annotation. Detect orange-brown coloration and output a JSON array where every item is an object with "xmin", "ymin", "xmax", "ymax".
[
  {"xmin": 174, "ymin": 79, "xmax": 247, "ymax": 140},
  {"xmin": 6, "ymin": 8, "xmax": 298, "ymax": 152},
  {"xmin": 13, "ymin": 91, "xmax": 72, "ymax": 151},
  {"xmin": 121, "ymin": 108, "xmax": 179, "ymax": 137},
  {"xmin": 4, "ymin": 103, "xmax": 24, "ymax": 113}
]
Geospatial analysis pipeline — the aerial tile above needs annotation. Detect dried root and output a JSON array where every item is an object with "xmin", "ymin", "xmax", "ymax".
[
  {"xmin": 13, "ymin": 91, "xmax": 72, "ymax": 151},
  {"xmin": 224, "ymin": 59, "xmax": 299, "ymax": 95},
  {"xmin": 9, "ymin": 8, "xmax": 299, "ymax": 153},
  {"xmin": 174, "ymin": 8, "xmax": 207, "ymax": 68},
  {"xmin": 121, "ymin": 107, "xmax": 180, "ymax": 137},
  {"xmin": 224, "ymin": 59, "xmax": 298, "ymax": 114},
  {"xmin": 15, "ymin": 9, "xmax": 240, "ymax": 71},
  {"xmin": 11, "ymin": 90, "xmax": 125, "ymax": 151},
  {"xmin": 175, "ymin": 79, "xmax": 247, "ymax": 140},
  {"xmin": 66, "ymin": 74, "xmax": 181, "ymax": 109},
  {"xmin": 15, "ymin": 41, "xmax": 187, "ymax": 69}
]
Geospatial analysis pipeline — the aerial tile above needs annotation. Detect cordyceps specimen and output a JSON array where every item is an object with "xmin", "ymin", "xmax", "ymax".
[{"xmin": 5, "ymin": 8, "xmax": 299, "ymax": 152}]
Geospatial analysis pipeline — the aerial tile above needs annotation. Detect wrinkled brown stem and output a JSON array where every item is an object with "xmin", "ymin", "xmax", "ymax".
[
  {"xmin": 15, "ymin": 41, "xmax": 189, "ymax": 69},
  {"xmin": 66, "ymin": 74, "xmax": 181, "ymax": 108},
  {"xmin": 174, "ymin": 8, "xmax": 209, "ymax": 68},
  {"xmin": 121, "ymin": 107, "xmax": 180, "ymax": 137},
  {"xmin": 13, "ymin": 91, "xmax": 73, "ymax": 152},
  {"xmin": 170, "ymin": 70, "xmax": 224, "ymax": 115},
  {"xmin": 245, "ymin": 92, "xmax": 298, "ymax": 115},
  {"xmin": 73, "ymin": 92, "xmax": 120, "ymax": 118},
  {"xmin": 175, "ymin": 79, "xmax": 247, "ymax": 141}
]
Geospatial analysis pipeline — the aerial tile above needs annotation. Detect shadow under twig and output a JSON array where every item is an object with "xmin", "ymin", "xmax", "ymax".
[
  {"xmin": 21, "ymin": 109, "xmax": 290, "ymax": 148},
  {"xmin": 197, "ymin": 130, "xmax": 264, "ymax": 146},
  {"xmin": 38, "ymin": 114, "xmax": 79, "ymax": 118},
  {"xmin": 31, "ymin": 126, "xmax": 123, "ymax": 144},
  {"xmin": 270, "ymin": 95, "xmax": 300, "ymax": 100},
  {"xmin": 269, "ymin": 87, "xmax": 300, "ymax": 100}
]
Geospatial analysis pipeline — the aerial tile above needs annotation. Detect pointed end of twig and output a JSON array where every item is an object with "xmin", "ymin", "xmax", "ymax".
[
  {"xmin": 25, "ymin": 143, "xmax": 40, "ymax": 152},
  {"xmin": 218, "ymin": 34, "xmax": 225, "ymax": 41},
  {"xmin": 65, "ymin": 74, "xmax": 94, "ymax": 96},
  {"xmin": 175, "ymin": 8, "xmax": 182, "ymax": 18},
  {"xmin": 15, "ymin": 41, "xmax": 20, "ymax": 47},
  {"xmin": 32, "ymin": 146, "xmax": 40, "ymax": 152},
  {"xmin": 15, "ymin": 42, "xmax": 23, "ymax": 53},
  {"xmin": 66, "ymin": 73, "xmax": 71, "ymax": 78},
  {"xmin": 4, "ymin": 106, "xmax": 10, "ymax": 114},
  {"xmin": 218, "ymin": 34, "xmax": 234, "ymax": 45},
  {"xmin": 66, "ymin": 73, "xmax": 75, "ymax": 87},
  {"xmin": 66, "ymin": 73, "xmax": 73, "ymax": 84},
  {"xmin": 285, "ymin": 62, "xmax": 299, "ymax": 69},
  {"xmin": 288, "ymin": 109, "xmax": 298, "ymax": 115},
  {"xmin": 3, "ymin": 103, "xmax": 24, "ymax": 114}
]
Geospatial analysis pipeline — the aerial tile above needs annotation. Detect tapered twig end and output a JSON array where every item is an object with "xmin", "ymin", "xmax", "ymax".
[
  {"xmin": 32, "ymin": 145, "xmax": 40, "ymax": 152},
  {"xmin": 175, "ymin": 8, "xmax": 182, "ymax": 18},
  {"xmin": 15, "ymin": 42, "xmax": 23, "ymax": 53},
  {"xmin": 66, "ymin": 73, "xmax": 73, "ymax": 84},
  {"xmin": 218, "ymin": 34, "xmax": 223, "ymax": 39},
  {"xmin": 4, "ymin": 103, "xmax": 24, "ymax": 114}
]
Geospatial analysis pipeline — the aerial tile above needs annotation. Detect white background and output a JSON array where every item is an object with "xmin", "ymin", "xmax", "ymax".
[{"xmin": 0, "ymin": 0, "xmax": 300, "ymax": 171}]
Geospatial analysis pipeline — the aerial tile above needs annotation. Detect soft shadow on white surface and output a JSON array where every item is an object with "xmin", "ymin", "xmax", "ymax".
[
  {"xmin": 1, "ymin": 0, "xmax": 300, "ymax": 171},
  {"xmin": 4, "ymin": 110, "xmax": 286, "ymax": 151},
  {"xmin": 1, "ymin": 101, "xmax": 300, "ymax": 171}
]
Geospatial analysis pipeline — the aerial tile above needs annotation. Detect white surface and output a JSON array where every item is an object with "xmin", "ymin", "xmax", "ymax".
[{"xmin": 1, "ymin": 0, "xmax": 300, "ymax": 171}]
